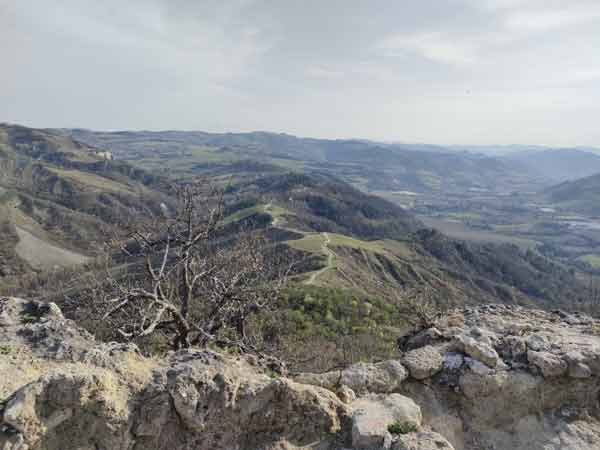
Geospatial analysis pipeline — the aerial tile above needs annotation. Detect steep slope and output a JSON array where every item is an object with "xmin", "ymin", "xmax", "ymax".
[
  {"xmin": 544, "ymin": 172, "xmax": 600, "ymax": 216},
  {"xmin": 57, "ymin": 129, "xmax": 542, "ymax": 194},
  {"xmin": 225, "ymin": 173, "xmax": 588, "ymax": 310},
  {"xmin": 506, "ymin": 149, "xmax": 600, "ymax": 182},
  {"xmin": 0, "ymin": 124, "xmax": 169, "ymax": 276}
]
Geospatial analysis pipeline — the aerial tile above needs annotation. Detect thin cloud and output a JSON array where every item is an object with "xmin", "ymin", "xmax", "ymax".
[
  {"xmin": 1, "ymin": 0, "xmax": 599, "ymax": 146},
  {"xmin": 377, "ymin": 32, "xmax": 477, "ymax": 66},
  {"xmin": 506, "ymin": 4, "xmax": 600, "ymax": 31}
]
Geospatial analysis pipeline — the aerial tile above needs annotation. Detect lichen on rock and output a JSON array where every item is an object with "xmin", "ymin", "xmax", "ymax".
[{"xmin": 3, "ymin": 298, "xmax": 600, "ymax": 450}]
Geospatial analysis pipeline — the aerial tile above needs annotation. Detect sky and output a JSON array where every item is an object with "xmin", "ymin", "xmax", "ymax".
[{"xmin": 2, "ymin": 0, "xmax": 600, "ymax": 146}]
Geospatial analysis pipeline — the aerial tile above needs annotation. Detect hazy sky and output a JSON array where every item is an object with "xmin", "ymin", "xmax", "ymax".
[{"xmin": 2, "ymin": 0, "xmax": 600, "ymax": 146}]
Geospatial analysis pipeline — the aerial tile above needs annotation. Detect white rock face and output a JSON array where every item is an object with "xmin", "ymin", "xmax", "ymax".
[
  {"xmin": 4, "ymin": 297, "xmax": 600, "ymax": 450},
  {"xmin": 565, "ymin": 351, "xmax": 593, "ymax": 379},
  {"xmin": 0, "ymin": 297, "xmax": 349, "ymax": 450},
  {"xmin": 403, "ymin": 346, "xmax": 443, "ymax": 380},
  {"xmin": 527, "ymin": 350, "xmax": 568, "ymax": 377},
  {"xmin": 391, "ymin": 431, "xmax": 455, "ymax": 450},
  {"xmin": 351, "ymin": 394, "xmax": 422, "ymax": 450},
  {"xmin": 296, "ymin": 360, "xmax": 408, "ymax": 394},
  {"xmin": 456, "ymin": 334, "xmax": 501, "ymax": 368},
  {"xmin": 336, "ymin": 384, "xmax": 357, "ymax": 404}
]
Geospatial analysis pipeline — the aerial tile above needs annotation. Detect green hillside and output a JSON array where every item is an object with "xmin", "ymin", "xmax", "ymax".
[
  {"xmin": 0, "ymin": 124, "xmax": 170, "ymax": 277},
  {"xmin": 56, "ymin": 129, "xmax": 544, "ymax": 194},
  {"xmin": 544, "ymin": 173, "xmax": 600, "ymax": 216},
  {"xmin": 3, "ymin": 124, "xmax": 588, "ymax": 314},
  {"xmin": 220, "ymin": 172, "xmax": 589, "ymax": 311},
  {"xmin": 1, "ymin": 128, "xmax": 594, "ymax": 369}
]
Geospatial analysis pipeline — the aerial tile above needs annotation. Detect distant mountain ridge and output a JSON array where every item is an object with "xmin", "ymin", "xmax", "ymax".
[
  {"xmin": 544, "ymin": 172, "xmax": 600, "ymax": 216},
  {"xmin": 56, "ymin": 128, "xmax": 545, "ymax": 194},
  {"xmin": 505, "ymin": 148, "xmax": 600, "ymax": 182},
  {"xmin": 0, "ymin": 123, "xmax": 591, "ymax": 313}
]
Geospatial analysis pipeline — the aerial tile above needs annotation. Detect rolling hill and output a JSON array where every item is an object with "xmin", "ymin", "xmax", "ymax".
[
  {"xmin": 0, "ymin": 123, "xmax": 169, "ymax": 277},
  {"xmin": 1, "ymin": 124, "xmax": 592, "ymax": 316},
  {"xmin": 544, "ymin": 172, "xmax": 600, "ymax": 216},
  {"xmin": 222, "ymin": 172, "xmax": 589, "ymax": 311},
  {"xmin": 56, "ymin": 129, "xmax": 544, "ymax": 194},
  {"xmin": 506, "ymin": 148, "xmax": 600, "ymax": 182}
]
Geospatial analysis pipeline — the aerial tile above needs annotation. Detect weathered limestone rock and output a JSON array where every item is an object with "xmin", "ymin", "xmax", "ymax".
[
  {"xmin": 0, "ymin": 298, "xmax": 350, "ymax": 450},
  {"xmin": 2, "ymin": 368, "xmax": 133, "ymax": 450},
  {"xmin": 565, "ymin": 351, "xmax": 593, "ymax": 379},
  {"xmin": 4, "ymin": 297, "xmax": 600, "ymax": 450},
  {"xmin": 351, "ymin": 394, "xmax": 422, "ymax": 450},
  {"xmin": 295, "ymin": 359, "xmax": 408, "ymax": 394},
  {"xmin": 525, "ymin": 333, "xmax": 550, "ymax": 352},
  {"xmin": 403, "ymin": 346, "xmax": 443, "ymax": 380},
  {"xmin": 464, "ymin": 357, "xmax": 494, "ymax": 376},
  {"xmin": 527, "ymin": 350, "xmax": 568, "ymax": 378},
  {"xmin": 456, "ymin": 334, "xmax": 501, "ymax": 368},
  {"xmin": 137, "ymin": 350, "xmax": 349, "ymax": 450},
  {"xmin": 336, "ymin": 384, "xmax": 357, "ymax": 404},
  {"xmin": 391, "ymin": 431, "xmax": 455, "ymax": 450}
]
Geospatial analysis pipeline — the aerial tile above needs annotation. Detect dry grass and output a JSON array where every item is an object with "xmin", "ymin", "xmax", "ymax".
[
  {"xmin": 287, "ymin": 232, "xmax": 384, "ymax": 254},
  {"xmin": 14, "ymin": 226, "xmax": 89, "ymax": 269},
  {"xmin": 47, "ymin": 167, "xmax": 134, "ymax": 194}
]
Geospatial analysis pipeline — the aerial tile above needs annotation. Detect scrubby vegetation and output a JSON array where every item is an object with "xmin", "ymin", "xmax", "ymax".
[
  {"xmin": 249, "ymin": 285, "xmax": 409, "ymax": 372},
  {"xmin": 388, "ymin": 421, "xmax": 419, "ymax": 435}
]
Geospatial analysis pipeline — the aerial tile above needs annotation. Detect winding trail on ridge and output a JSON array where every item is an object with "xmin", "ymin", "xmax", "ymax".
[{"xmin": 304, "ymin": 232, "xmax": 335, "ymax": 285}]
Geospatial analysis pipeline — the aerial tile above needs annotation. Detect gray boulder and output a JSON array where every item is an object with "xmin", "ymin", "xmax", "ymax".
[
  {"xmin": 456, "ymin": 335, "xmax": 501, "ymax": 368},
  {"xmin": 403, "ymin": 346, "xmax": 443, "ymax": 380},
  {"xmin": 392, "ymin": 431, "xmax": 455, "ymax": 450},
  {"xmin": 565, "ymin": 352, "xmax": 593, "ymax": 379},
  {"xmin": 295, "ymin": 360, "xmax": 408, "ymax": 394},
  {"xmin": 527, "ymin": 350, "xmax": 568, "ymax": 378},
  {"xmin": 351, "ymin": 394, "xmax": 422, "ymax": 450}
]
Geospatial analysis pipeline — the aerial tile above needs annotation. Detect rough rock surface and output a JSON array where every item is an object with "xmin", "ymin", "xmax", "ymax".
[
  {"xmin": 298, "ymin": 304, "xmax": 600, "ymax": 450},
  {"xmin": 296, "ymin": 359, "xmax": 408, "ymax": 394},
  {"xmin": 0, "ymin": 297, "xmax": 348, "ymax": 450},
  {"xmin": 402, "ymin": 346, "xmax": 443, "ymax": 380},
  {"xmin": 351, "ymin": 394, "xmax": 422, "ymax": 450},
  {"xmin": 391, "ymin": 431, "xmax": 455, "ymax": 450},
  {"xmin": 527, "ymin": 350, "xmax": 568, "ymax": 377},
  {"xmin": 455, "ymin": 334, "xmax": 501, "ymax": 368},
  {"xmin": 4, "ymin": 297, "xmax": 600, "ymax": 450}
]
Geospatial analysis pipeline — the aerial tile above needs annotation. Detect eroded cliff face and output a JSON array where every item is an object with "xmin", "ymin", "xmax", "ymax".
[{"xmin": 1, "ymin": 297, "xmax": 600, "ymax": 450}]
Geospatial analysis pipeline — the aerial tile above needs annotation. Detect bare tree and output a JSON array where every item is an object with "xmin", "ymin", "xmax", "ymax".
[
  {"xmin": 584, "ymin": 275, "xmax": 600, "ymax": 317},
  {"xmin": 395, "ymin": 286, "xmax": 446, "ymax": 329},
  {"xmin": 100, "ymin": 181, "xmax": 290, "ymax": 351}
]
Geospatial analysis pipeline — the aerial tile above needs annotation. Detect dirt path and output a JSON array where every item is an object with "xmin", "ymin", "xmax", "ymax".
[
  {"xmin": 15, "ymin": 227, "xmax": 90, "ymax": 270},
  {"xmin": 304, "ymin": 232, "xmax": 335, "ymax": 285}
]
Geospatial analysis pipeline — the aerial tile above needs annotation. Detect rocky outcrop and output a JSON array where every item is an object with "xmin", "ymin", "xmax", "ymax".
[
  {"xmin": 402, "ymin": 346, "xmax": 443, "ymax": 380},
  {"xmin": 392, "ymin": 431, "xmax": 455, "ymax": 450},
  {"xmin": 295, "ymin": 360, "xmax": 408, "ymax": 395},
  {"xmin": 298, "ymin": 304, "xmax": 600, "ymax": 450},
  {"xmin": 351, "ymin": 394, "xmax": 422, "ymax": 449},
  {"xmin": 3, "ymin": 298, "xmax": 600, "ymax": 450},
  {"xmin": 0, "ymin": 297, "xmax": 348, "ymax": 450}
]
